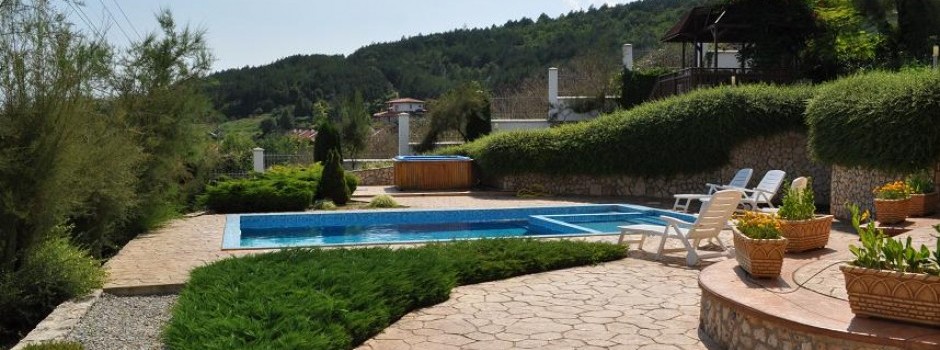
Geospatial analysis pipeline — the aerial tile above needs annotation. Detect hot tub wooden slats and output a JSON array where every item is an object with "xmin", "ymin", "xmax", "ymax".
[{"xmin": 394, "ymin": 160, "xmax": 473, "ymax": 190}]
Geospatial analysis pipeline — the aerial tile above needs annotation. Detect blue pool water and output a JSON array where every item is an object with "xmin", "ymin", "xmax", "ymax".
[{"xmin": 223, "ymin": 204, "xmax": 692, "ymax": 249}]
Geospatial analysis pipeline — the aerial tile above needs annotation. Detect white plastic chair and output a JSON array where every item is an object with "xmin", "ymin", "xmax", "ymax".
[
  {"xmin": 619, "ymin": 189, "xmax": 742, "ymax": 266},
  {"xmin": 672, "ymin": 168, "xmax": 752, "ymax": 212}
]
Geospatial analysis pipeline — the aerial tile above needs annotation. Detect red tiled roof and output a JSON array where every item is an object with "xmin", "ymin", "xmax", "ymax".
[{"xmin": 290, "ymin": 129, "xmax": 317, "ymax": 140}]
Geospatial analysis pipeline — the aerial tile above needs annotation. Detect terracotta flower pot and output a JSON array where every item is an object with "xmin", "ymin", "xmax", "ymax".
[
  {"xmin": 841, "ymin": 264, "xmax": 940, "ymax": 327},
  {"xmin": 908, "ymin": 192, "xmax": 939, "ymax": 217},
  {"xmin": 873, "ymin": 198, "xmax": 910, "ymax": 224},
  {"xmin": 778, "ymin": 215, "xmax": 833, "ymax": 252},
  {"xmin": 732, "ymin": 228, "xmax": 788, "ymax": 278}
]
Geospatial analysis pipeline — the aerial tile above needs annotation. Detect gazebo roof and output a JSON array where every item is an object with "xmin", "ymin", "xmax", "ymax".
[{"xmin": 661, "ymin": 5, "xmax": 809, "ymax": 44}]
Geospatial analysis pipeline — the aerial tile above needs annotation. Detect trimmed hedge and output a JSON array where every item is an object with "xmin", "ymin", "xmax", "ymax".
[
  {"xmin": 807, "ymin": 69, "xmax": 940, "ymax": 172},
  {"xmin": 164, "ymin": 239, "xmax": 626, "ymax": 349},
  {"xmin": 201, "ymin": 178, "xmax": 315, "ymax": 213},
  {"xmin": 439, "ymin": 84, "xmax": 814, "ymax": 177}
]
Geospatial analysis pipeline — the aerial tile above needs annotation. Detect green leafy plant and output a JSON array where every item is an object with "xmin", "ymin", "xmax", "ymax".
[
  {"xmin": 313, "ymin": 200, "xmax": 337, "ymax": 210},
  {"xmin": 165, "ymin": 239, "xmax": 626, "ymax": 349},
  {"xmin": 847, "ymin": 204, "xmax": 939, "ymax": 274},
  {"xmin": 906, "ymin": 170, "xmax": 935, "ymax": 194},
  {"xmin": 777, "ymin": 180, "xmax": 816, "ymax": 220},
  {"xmin": 873, "ymin": 181, "xmax": 911, "ymax": 200},
  {"xmin": 734, "ymin": 211, "xmax": 782, "ymax": 239},
  {"xmin": 367, "ymin": 195, "xmax": 399, "ymax": 208},
  {"xmin": 22, "ymin": 342, "xmax": 84, "ymax": 350}
]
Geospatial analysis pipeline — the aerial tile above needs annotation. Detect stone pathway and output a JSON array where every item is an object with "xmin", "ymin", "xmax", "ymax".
[{"xmin": 358, "ymin": 248, "xmax": 721, "ymax": 350}]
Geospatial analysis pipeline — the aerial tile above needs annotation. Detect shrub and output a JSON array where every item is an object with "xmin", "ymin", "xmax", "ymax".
[
  {"xmin": 201, "ymin": 178, "xmax": 315, "ymax": 213},
  {"xmin": 313, "ymin": 200, "xmax": 337, "ymax": 210},
  {"xmin": 807, "ymin": 69, "xmax": 940, "ymax": 172},
  {"xmin": 366, "ymin": 195, "xmax": 399, "ymax": 208},
  {"xmin": 344, "ymin": 172, "xmax": 359, "ymax": 195},
  {"xmin": 318, "ymin": 150, "xmax": 350, "ymax": 205},
  {"xmin": 22, "ymin": 342, "xmax": 84, "ymax": 350},
  {"xmin": 777, "ymin": 180, "xmax": 816, "ymax": 220},
  {"xmin": 0, "ymin": 233, "xmax": 105, "ymax": 342},
  {"xmin": 438, "ymin": 84, "xmax": 814, "ymax": 177},
  {"xmin": 165, "ymin": 239, "xmax": 625, "ymax": 349}
]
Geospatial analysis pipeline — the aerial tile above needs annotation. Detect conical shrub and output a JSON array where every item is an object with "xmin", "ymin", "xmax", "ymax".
[{"xmin": 317, "ymin": 149, "xmax": 349, "ymax": 205}]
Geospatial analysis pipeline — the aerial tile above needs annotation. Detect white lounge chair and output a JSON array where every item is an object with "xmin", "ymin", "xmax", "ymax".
[
  {"xmin": 672, "ymin": 168, "xmax": 752, "ymax": 212},
  {"xmin": 619, "ymin": 189, "xmax": 742, "ymax": 266},
  {"xmin": 760, "ymin": 176, "xmax": 808, "ymax": 214},
  {"xmin": 722, "ymin": 170, "xmax": 786, "ymax": 210}
]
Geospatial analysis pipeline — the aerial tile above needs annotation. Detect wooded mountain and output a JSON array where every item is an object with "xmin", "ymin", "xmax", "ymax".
[{"xmin": 206, "ymin": 0, "xmax": 707, "ymax": 118}]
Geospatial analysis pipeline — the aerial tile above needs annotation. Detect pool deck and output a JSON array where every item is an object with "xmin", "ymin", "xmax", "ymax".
[{"xmin": 100, "ymin": 187, "xmax": 940, "ymax": 349}]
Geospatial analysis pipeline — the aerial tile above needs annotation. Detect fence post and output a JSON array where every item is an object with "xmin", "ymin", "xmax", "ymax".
[
  {"xmin": 397, "ymin": 113, "xmax": 410, "ymax": 156},
  {"xmin": 622, "ymin": 44, "xmax": 633, "ymax": 70},
  {"xmin": 252, "ymin": 147, "xmax": 265, "ymax": 173}
]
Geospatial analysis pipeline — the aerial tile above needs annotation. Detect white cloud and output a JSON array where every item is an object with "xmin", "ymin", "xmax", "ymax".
[{"xmin": 562, "ymin": 0, "xmax": 632, "ymax": 11}]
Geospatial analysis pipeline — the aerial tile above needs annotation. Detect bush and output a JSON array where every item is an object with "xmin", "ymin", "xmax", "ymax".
[
  {"xmin": 318, "ymin": 150, "xmax": 350, "ymax": 205},
  {"xmin": 366, "ymin": 195, "xmax": 399, "ymax": 208},
  {"xmin": 0, "ymin": 234, "xmax": 105, "ymax": 343},
  {"xmin": 201, "ymin": 164, "xmax": 325, "ymax": 213},
  {"xmin": 438, "ymin": 84, "xmax": 814, "ymax": 177},
  {"xmin": 165, "ymin": 239, "xmax": 625, "ymax": 349},
  {"xmin": 202, "ymin": 178, "xmax": 315, "ymax": 213},
  {"xmin": 807, "ymin": 69, "xmax": 940, "ymax": 172},
  {"xmin": 344, "ymin": 172, "xmax": 359, "ymax": 195},
  {"xmin": 313, "ymin": 200, "xmax": 337, "ymax": 210}
]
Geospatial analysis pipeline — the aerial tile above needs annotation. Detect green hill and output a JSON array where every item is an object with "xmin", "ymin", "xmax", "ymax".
[{"xmin": 206, "ymin": 0, "xmax": 706, "ymax": 118}]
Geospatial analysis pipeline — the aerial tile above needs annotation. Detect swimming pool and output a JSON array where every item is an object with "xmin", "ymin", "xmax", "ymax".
[{"xmin": 222, "ymin": 204, "xmax": 692, "ymax": 249}]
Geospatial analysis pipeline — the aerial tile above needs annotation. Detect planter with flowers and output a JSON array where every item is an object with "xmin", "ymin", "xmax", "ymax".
[
  {"xmin": 907, "ymin": 171, "xmax": 938, "ymax": 217},
  {"xmin": 777, "ymin": 179, "xmax": 833, "ymax": 252},
  {"xmin": 872, "ymin": 181, "xmax": 911, "ymax": 224},
  {"xmin": 841, "ymin": 204, "xmax": 940, "ymax": 326},
  {"xmin": 733, "ymin": 211, "xmax": 788, "ymax": 278}
]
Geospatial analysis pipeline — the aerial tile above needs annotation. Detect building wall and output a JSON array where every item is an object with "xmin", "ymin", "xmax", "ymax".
[{"xmin": 489, "ymin": 131, "xmax": 831, "ymax": 205}]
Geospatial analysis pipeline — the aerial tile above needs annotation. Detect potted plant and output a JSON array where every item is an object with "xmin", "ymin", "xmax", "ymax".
[
  {"xmin": 907, "ymin": 170, "xmax": 938, "ymax": 217},
  {"xmin": 841, "ymin": 204, "xmax": 940, "ymax": 326},
  {"xmin": 733, "ymin": 211, "xmax": 788, "ymax": 278},
  {"xmin": 776, "ymin": 179, "xmax": 833, "ymax": 252},
  {"xmin": 872, "ymin": 180, "xmax": 911, "ymax": 224}
]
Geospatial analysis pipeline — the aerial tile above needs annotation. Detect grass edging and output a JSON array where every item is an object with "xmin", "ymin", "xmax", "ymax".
[{"xmin": 164, "ymin": 239, "xmax": 626, "ymax": 349}]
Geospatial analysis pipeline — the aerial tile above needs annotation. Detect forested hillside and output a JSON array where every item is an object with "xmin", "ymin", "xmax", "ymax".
[{"xmin": 206, "ymin": 0, "xmax": 707, "ymax": 118}]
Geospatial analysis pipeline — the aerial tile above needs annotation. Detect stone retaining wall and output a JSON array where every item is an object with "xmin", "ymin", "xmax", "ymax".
[
  {"xmin": 491, "ymin": 131, "xmax": 832, "ymax": 205},
  {"xmin": 12, "ymin": 290, "xmax": 101, "ymax": 349},
  {"xmin": 351, "ymin": 167, "xmax": 393, "ymax": 186},
  {"xmin": 830, "ymin": 165, "xmax": 939, "ymax": 220},
  {"xmin": 700, "ymin": 289, "xmax": 897, "ymax": 350}
]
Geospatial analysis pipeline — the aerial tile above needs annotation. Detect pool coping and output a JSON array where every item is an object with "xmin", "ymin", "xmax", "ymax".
[{"xmin": 221, "ymin": 204, "xmax": 693, "ymax": 250}]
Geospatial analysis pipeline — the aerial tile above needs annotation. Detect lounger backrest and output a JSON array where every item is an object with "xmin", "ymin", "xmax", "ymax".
[
  {"xmin": 752, "ymin": 170, "xmax": 787, "ymax": 202},
  {"xmin": 728, "ymin": 168, "xmax": 753, "ymax": 188},
  {"xmin": 790, "ymin": 177, "xmax": 808, "ymax": 193},
  {"xmin": 689, "ymin": 189, "xmax": 741, "ymax": 240}
]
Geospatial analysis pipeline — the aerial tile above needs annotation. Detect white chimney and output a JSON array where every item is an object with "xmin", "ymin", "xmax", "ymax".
[{"xmin": 622, "ymin": 44, "xmax": 634, "ymax": 70}]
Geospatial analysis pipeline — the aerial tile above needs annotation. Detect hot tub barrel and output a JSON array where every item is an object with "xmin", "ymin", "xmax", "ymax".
[{"xmin": 393, "ymin": 156, "xmax": 474, "ymax": 190}]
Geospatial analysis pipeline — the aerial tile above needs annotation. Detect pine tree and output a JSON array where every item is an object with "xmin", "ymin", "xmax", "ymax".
[{"xmin": 313, "ymin": 120, "xmax": 343, "ymax": 164}]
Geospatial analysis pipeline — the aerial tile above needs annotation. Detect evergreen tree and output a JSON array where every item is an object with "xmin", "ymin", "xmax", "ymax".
[
  {"xmin": 340, "ymin": 92, "xmax": 372, "ymax": 163},
  {"xmin": 317, "ymin": 150, "xmax": 350, "ymax": 205},
  {"xmin": 313, "ymin": 120, "xmax": 343, "ymax": 163}
]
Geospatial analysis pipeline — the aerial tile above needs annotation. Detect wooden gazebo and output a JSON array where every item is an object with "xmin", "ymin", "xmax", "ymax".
[{"xmin": 649, "ymin": 5, "xmax": 806, "ymax": 99}]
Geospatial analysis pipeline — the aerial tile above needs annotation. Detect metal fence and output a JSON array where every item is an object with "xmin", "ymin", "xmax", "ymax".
[{"xmin": 490, "ymin": 96, "xmax": 548, "ymax": 120}]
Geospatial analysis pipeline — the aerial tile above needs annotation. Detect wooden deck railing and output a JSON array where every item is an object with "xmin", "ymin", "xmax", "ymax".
[{"xmin": 649, "ymin": 68, "xmax": 794, "ymax": 100}]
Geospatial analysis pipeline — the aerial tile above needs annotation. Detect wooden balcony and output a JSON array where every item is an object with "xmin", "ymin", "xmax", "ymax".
[{"xmin": 649, "ymin": 68, "xmax": 794, "ymax": 100}]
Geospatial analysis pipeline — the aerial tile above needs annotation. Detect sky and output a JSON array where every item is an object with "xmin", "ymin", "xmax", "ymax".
[{"xmin": 64, "ymin": 0, "xmax": 635, "ymax": 72}]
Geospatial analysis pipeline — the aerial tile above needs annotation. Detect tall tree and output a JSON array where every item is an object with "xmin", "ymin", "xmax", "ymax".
[
  {"xmin": 417, "ymin": 82, "xmax": 491, "ymax": 152},
  {"xmin": 340, "ymin": 92, "xmax": 372, "ymax": 163}
]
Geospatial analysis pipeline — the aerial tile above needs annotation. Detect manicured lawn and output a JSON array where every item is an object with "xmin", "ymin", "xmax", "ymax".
[{"xmin": 164, "ymin": 239, "xmax": 626, "ymax": 349}]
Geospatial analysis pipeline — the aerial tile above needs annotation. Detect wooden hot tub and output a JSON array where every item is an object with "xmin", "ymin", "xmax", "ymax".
[{"xmin": 394, "ymin": 156, "xmax": 474, "ymax": 190}]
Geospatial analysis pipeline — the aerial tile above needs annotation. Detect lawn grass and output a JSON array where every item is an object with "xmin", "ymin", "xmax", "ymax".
[
  {"xmin": 164, "ymin": 239, "xmax": 626, "ymax": 349},
  {"xmin": 218, "ymin": 115, "xmax": 268, "ymax": 137}
]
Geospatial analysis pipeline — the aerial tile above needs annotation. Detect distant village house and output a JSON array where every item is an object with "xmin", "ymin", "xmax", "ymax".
[{"xmin": 373, "ymin": 98, "xmax": 426, "ymax": 123}]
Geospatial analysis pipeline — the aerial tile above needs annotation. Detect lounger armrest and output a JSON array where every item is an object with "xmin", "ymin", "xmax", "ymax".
[
  {"xmin": 715, "ymin": 185, "xmax": 745, "ymax": 191},
  {"xmin": 660, "ymin": 215, "xmax": 694, "ymax": 228},
  {"xmin": 704, "ymin": 183, "xmax": 721, "ymax": 194}
]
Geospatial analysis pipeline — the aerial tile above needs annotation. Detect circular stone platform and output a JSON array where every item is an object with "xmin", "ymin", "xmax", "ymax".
[{"xmin": 698, "ymin": 228, "xmax": 940, "ymax": 349}]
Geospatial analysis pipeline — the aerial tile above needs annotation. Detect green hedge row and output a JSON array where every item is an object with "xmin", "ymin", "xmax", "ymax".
[
  {"xmin": 807, "ymin": 69, "xmax": 940, "ymax": 172},
  {"xmin": 164, "ymin": 239, "xmax": 626, "ymax": 349},
  {"xmin": 201, "ymin": 165, "xmax": 358, "ymax": 213},
  {"xmin": 439, "ymin": 84, "xmax": 814, "ymax": 177}
]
